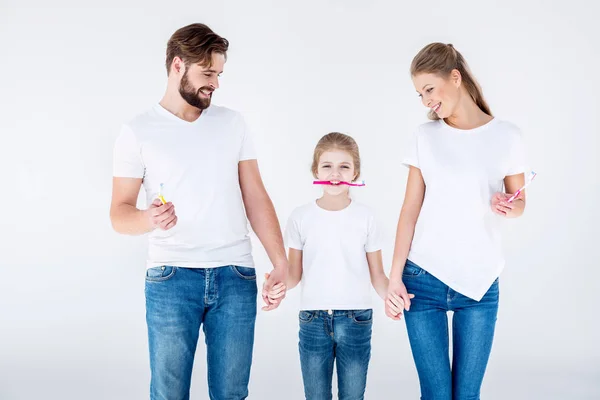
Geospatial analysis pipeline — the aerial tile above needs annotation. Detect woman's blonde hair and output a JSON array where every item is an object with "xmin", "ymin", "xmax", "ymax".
[
  {"xmin": 311, "ymin": 132, "xmax": 361, "ymax": 179},
  {"xmin": 411, "ymin": 43, "xmax": 492, "ymax": 120}
]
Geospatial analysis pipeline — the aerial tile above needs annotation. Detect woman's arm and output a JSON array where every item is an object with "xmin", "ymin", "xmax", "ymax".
[{"xmin": 389, "ymin": 166, "xmax": 426, "ymax": 282}]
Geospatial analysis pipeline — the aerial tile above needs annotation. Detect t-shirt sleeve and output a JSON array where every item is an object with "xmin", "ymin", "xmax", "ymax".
[
  {"xmin": 506, "ymin": 128, "xmax": 529, "ymax": 176},
  {"xmin": 113, "ymin": 125, "xmax": 145, "ymax": 178},
  {"xmin": 365, "ymin": 213, "xmax": 382, "ymax": 253},
  {"xmin": 401, "ymin": 128, "xmax": 420, "ymax": 169},
  {"xmin": 284, "ymin": 213, "xmax": 303, "ymax": 250},
  {"xmin": 238, "ymin": 114, "xmax": 257, "ymax": 162}
]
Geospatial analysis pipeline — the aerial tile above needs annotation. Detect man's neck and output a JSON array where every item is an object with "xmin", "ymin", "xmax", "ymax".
[{"xmin": 159, "ymin": 90, "xmax": 203, "ymax": 123}]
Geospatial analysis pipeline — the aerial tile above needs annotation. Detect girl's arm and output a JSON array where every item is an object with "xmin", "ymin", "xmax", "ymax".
[
  {"xmin": 367, "ymin": 250, "xmax": 389, "ymax": 300},
  {"xmin": 286, "ymin": 248, "xmax": 303, "ymax": 290}
]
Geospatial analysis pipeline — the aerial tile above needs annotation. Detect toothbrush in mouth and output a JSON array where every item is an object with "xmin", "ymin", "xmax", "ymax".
[
  {"xmin": 313, "ymin": 180, "xmax": 366, "ymax": 187},
  {"xmin": 507, "ymin": 171, "xmax": 536, "ymax": 203},
  {"xmin": 158, "ymin": 183, "xmax": 167, "ymax": 205}
]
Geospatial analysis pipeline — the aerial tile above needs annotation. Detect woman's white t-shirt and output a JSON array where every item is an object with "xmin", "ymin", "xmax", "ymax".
[
  {"xmin": 403, "ymin": 118, "xmax": 528, "ymax": 301},
  {"xmin": 285, "ymin": 201, "xmax": 381, "ymax": 310}
]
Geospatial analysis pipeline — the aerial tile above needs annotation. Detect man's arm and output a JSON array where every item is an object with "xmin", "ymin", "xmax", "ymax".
[
  {"xmin": 239, "ymin": 160, "xmax": 288, "ymax": 269},
  {"xmin": 110, "ymin": 177, "xmax": 176, "ymax": 235},
  {"xmin": 239, "ymin": 160, "xmax": 289, "ymax": 310}
]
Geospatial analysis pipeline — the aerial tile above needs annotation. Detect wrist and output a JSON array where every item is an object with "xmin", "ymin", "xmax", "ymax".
[{"xmin": 272, "ymin": 260, "xmax": 289, "ymax": 270}]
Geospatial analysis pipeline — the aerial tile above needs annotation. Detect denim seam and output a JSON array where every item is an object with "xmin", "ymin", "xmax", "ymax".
[
  {"xmin": 230, "ymin": 265, "xmax": 257, "ymax": 281},
  {"xmin": 145, "ymin": 266, "xmax": 177, "ymax": 282},
  {"xmin": 299, "ymin": 311, "xmax": 315, "ymax": 323}
]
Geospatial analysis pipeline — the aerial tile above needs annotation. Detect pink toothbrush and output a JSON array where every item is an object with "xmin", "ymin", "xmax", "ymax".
[
  {"xmin": 507, "ymin": 171, "xmax": 537, "ymax": 203},
  {"xmin": 313, "ymin": 180, "xmax": 366, "ymax": 187}
]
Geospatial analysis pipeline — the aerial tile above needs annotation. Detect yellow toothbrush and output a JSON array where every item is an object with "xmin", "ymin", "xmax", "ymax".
[{"xmin": 158, "ymin": 183, "xmax": 167, "ymax": 205}]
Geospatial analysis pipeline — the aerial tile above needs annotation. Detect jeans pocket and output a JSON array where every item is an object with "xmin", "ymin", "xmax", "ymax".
[
  {"xmin": 145, "ymin": 266, "xmax": 177, "ymax": 282},
  {"xmin": 402, "ymin": 260, "xmax": 424, "ymax": 277},
  {"xmin": 299, "ymin": 310, "xmax": 315, "ymax": 323},
  {"xmin": 352, "ymin": 309, "xmax": 373, "ymax": 325},
  {"xmin": 230, "ymin": 266, "xmax": 257, "ymax": 280}
]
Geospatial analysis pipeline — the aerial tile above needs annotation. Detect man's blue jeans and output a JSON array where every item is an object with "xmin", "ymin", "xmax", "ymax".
[{"xmin": 145, "ymin": 265, "xmax": 257, "ymax": 400}]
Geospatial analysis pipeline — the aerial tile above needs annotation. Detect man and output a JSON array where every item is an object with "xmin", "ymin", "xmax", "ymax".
[{"xmin": 110, "ymin": 23, "xmax": 287, "ymax": 400}]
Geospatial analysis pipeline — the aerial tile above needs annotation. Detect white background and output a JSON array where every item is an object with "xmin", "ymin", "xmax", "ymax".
[{"xmin": 1, "ymin": 0, "xmax": 599, "ymax": 399}]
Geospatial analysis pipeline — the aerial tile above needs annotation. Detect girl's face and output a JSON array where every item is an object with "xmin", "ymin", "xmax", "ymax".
[
  {"xmin": 412, "ymin": 72, "xmax": 460, "ymax": 119},
  {"xmin": 316, "ymin": 149, "xmax": 357, "ymax": 196}
]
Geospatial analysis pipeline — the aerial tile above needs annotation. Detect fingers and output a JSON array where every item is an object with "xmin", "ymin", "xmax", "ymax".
[
  {"xmin": 385, "ymin": 307, "xmax": 401, "ymax": 320},
  {"xmin": 385, "ymin": 298, "xmax": 402, "ymax": 320},
  {"xmin": 261, "ymin": 272, "xmax": 287, "ymax": 311},
  {"xmin": 386, "ymin": 297, "xmax": 404, "ymax": 316},
  {"xmin": 161, "ymin": 215, "xmax": 177, "ymax": 230},
  {"xmin": 151, "ymin": 198, "xmax": 163, "ymax": 207},
  {"xmin": 267, "ymin": 283, "xmax": 286, "ymax": 299},
  {"xmin": 398, "ymin": 291, "xmax": 413, "ymax": 311},
  {"xmin": 149, "ymin": 202, "xmax": 178, "ymax": 230}
]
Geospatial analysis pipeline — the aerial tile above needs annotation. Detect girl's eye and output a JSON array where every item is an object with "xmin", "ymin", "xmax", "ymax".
[
  {"xmin": 427, "ymin": 87, "xmax": 433, "ymax": 93},
  {"xmin": 204, "ymin": 73, "xmax": 211, "ymax": 77},
  {"xmin": 341, "ymin": 166, "xmax": 350, "ymax": 169}
]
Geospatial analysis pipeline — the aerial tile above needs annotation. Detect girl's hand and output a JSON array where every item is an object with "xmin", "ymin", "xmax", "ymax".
[
  {"xmin": 262, "ymin": 273, "xmax": 287, "ymax": 311},
  {"xmin": 385, "ymin": 278, "xmax": 415, "ymax": 321}
]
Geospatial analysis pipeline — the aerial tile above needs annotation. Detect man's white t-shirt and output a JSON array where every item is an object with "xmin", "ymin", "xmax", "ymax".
[
  {"xmin": 285, "ymin": 201, "xmax": 381, "ymax": 310},
  {"xmin": 403, "ymin": 118, "xmax": 528, "ymax": 301},
  {"xmin": 113, "ymin": 103, "xmax": 256, "ymax": 269}
]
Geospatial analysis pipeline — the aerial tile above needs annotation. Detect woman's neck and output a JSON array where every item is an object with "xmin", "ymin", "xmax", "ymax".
[{"xmin": 444, "ymin": 93, "xmax": 492, "ymax": 130}]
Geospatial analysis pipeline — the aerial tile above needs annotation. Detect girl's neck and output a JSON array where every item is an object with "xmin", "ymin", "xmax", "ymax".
[{"xmin": 316, "ymin": 192, "xmax": 352, "ymax": 211}]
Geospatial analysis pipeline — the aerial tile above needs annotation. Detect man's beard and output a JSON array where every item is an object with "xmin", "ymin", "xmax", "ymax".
[{"xmin": 179, "ymin": 71, "xmax": 212, "ymax": 110}]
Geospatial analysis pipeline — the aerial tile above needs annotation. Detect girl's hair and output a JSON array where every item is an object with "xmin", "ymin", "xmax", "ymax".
[
  {"xmin": 311, "ymin": 132, "xmax": 361, "ymax": 179},
  {"xmin": 410, "ymin": 42, "xmax": 492, "ymax": 120}
]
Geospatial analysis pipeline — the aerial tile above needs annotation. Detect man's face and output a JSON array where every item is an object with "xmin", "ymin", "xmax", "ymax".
[{"xmin": 178, "ymin": 52, "xmax": 225, "ymax": 110}]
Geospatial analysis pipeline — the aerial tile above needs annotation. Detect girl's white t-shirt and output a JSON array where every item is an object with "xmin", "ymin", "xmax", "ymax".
[
  {"xmin": 403, "ymin": 118, "xmax": 528, "ymax": 301},
  {"xmin": 285, "ymin": 201, "xmax": 381, "ymax": 310}
]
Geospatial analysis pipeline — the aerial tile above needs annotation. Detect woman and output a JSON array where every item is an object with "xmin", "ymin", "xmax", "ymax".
[{"xmin": 385, "ymin": 43, "xmax": 529, "ymax": 400}]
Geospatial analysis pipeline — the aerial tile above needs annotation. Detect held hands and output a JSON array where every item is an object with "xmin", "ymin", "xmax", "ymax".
[
  {"xmin": 491, "ymin": 192, "xmax": 524, "ymax": 218},
  {"xmin": 385, "ymin": 278, "xmax": 415, "ymax": 321},
  {"xmin": 147, "ymin": 199, "xmax": 178, "ymax": 230},
  {"xmin": 262, "ymin": 269, "xmax": 288, "ymax": 311}
]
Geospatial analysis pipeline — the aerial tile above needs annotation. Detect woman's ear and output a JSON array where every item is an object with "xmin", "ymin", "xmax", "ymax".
[{"xmin": 451, "ymin": 69, "xmax": 462, "ymax": 87}]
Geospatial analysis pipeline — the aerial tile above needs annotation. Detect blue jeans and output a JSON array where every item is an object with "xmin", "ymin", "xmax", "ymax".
[
  {"xmin": 403, "ymin": 260, "xmax": 499, "ymax": 400},
  {"xmin": 145, "ymin": 265, "xmax": 257, "ymax": 400},
  {"xmin": 298, "ymin": 309, "xmax": 373, "ymax": 400}
]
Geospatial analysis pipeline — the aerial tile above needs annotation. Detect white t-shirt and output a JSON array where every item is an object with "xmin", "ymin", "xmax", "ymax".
[
  {"xmin": 285, "ymin": 201, "xmax": 381, "ymax": 310},
  {"xmin": 113, "ymin": 104, "xmax": 256, "ymax": 269},
  {"xmin": 403, "ymin": 118, "xmax": 528, "ymax": 301}
]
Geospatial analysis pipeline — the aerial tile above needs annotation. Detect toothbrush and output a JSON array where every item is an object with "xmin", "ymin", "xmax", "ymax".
[
  {"xmin": 313, "ymin": 180, "xmax": 366, "ymax": 187},
  {"xmin": 507, "ymin": 171, "xmax": 536, "ymax": 203},
  {"xmin": 158, "ymin": 183, "xmax": 167, "ymax": 205}
]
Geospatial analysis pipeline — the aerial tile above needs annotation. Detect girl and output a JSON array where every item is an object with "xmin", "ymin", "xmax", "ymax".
[
  {"xmin": 266, "ymin": 132, "xmax": 399, "ymax": 400},
  {"xmin": 385, "ymin": 43, "xmax": 529, "ymax": 400}
]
